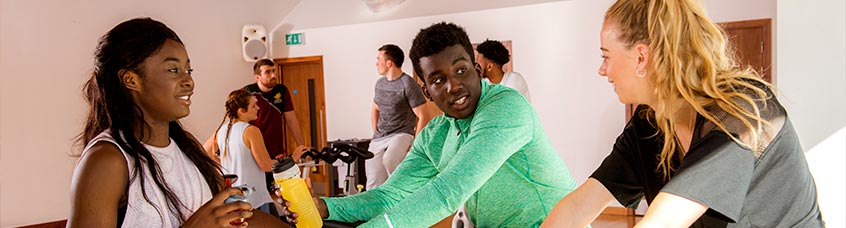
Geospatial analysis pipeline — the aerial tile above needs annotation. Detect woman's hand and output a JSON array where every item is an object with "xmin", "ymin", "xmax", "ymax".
[{"xmin": 182, "ymin": 187, "xmax": 254, "ymax": 228}]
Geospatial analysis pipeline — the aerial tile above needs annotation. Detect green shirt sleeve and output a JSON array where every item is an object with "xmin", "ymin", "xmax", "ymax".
[
  {"xmin": 358, "ymin": 90, "xmax": 535, "ymax": 227},
  {"xmin": 322, "ymin": 122, "xmax": 440, "ymax": 222}
]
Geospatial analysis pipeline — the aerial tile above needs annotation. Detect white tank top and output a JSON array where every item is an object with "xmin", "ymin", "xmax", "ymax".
[
  {"xmin": 216, "ymin": 121, "xmax": 274, "ymax": 207},
  {"xmin": 81, "ymin": 131, "xmax": 212, "ymax": 228}
]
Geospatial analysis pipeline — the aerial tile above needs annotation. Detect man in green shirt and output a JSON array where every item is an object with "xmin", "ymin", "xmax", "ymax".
[{"xmin": 314, "ymin": 22, "xmax": 577, "ymax": 227}]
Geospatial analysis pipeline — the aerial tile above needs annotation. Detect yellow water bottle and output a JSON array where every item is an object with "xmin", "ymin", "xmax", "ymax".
[{"xmin": 273, "ymin": 158, "xmax": 323, "ymax": 228}]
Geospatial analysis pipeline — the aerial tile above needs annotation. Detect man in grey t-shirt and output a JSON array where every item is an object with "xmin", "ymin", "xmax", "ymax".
[{"xmin": 366, "ymin": 44, "xmax": 427, "ymax": 190}]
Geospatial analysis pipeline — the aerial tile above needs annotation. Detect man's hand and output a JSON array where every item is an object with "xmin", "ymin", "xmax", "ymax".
[
  {"xmin": 274, "ymin": 192, "xmax": 300, "ymax": 225},
  {"xmin": 313, "ymin": 197, "xmax": 329, "ymax": 218}
]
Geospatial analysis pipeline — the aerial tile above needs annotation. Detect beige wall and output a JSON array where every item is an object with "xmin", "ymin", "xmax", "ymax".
[
  {"xmin": 0, "ymin": 0, "xmax": 290, "ymax": 226},
  {"xmin": 0, "ymin": 0, "xmax": 842, "ymax": 226}
]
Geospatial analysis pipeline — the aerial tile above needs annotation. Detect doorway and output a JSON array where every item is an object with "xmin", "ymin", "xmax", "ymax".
[
  {"xmin": 274, "ymin": 56, "xmax": 331, "ymax": 196},
  {"xmin": 625, "ymin": 18, "xmax": 773, "ymax": 122},
  {"xmin": 719, "ymin": 18, "xmax": 773, "ymax": 83}
]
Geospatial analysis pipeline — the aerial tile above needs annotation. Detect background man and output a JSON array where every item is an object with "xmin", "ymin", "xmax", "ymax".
[{"xmin": 366, "ymin": 44, "xmax": 427, "ymax": 190}]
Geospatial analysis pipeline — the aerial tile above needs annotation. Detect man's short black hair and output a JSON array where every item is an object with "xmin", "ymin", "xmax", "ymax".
[
  {"xmin": 253, "ymin": 59, "xmax": 275, "ymax": 75},
  {"xmin": 409, "ymin": 22, "xmax": 475, "ymax": 81},
  {"xmin": 476, "ymin": 39, "xmax": 510, "ymax": 66},
  {"xmin": 378, "ymin": 44, "xmax": 405, "ymax": 68}
]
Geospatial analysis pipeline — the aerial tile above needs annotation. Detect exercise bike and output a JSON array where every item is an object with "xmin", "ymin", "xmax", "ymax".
[
  {"xmin": 297, "ymin": 140, "xmax": 473, "ymax": 228},
  {"xmin": 296, "ymin": 140, "xmax": 374, "ymax": 228}
]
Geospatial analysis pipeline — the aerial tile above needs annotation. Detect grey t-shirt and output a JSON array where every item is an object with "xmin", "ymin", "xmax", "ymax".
[
  {"xmin": 373, "ymin": 73, "xmax": 426, "ymax": 139},
  {"xmin": 592, "ymin": 84, "xmax": 824, "ymax": 227}
]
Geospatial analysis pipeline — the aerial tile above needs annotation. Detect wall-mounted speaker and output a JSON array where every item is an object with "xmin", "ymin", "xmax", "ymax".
[{"xmin": 242, "ymin": 25, "xmax": 268, "ymax": 62}]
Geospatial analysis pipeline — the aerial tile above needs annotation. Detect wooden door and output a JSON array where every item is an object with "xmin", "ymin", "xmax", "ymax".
[
  {"xmin": 274, "ymin": 56, "xmax": 331, "ymax": 196},
  {"xmin": 719, "ymin": 18, "xmax": 772, "ymax": 83},
  {"xmin": 625, "ymin": 18, "xmax": 773, "ymax": 122}
]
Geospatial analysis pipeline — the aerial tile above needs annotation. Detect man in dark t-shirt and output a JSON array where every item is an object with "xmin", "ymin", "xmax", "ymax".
[
  {"xmin": 243, "ymin": 59, "xmax": 307, "ymax": 160},
  {"xmin": 243, "ymin": 59, "xmax": 309, "ymax": 193}
]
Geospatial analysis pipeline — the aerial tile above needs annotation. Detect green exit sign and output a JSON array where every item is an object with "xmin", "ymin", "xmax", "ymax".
[{"xmin": 286, "ymin": 33, "xmax": 304, "ymax": 45}]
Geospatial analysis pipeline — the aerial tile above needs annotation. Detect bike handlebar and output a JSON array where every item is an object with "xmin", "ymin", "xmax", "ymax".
[{"xmin": 300, "ymin": 143, "xmax": 374, "ymax": 164}]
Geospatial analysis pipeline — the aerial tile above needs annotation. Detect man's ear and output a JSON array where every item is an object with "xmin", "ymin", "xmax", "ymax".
[
  {"xmin": 421, "ymin": 85, "xmax": 432, "ymax": 101},
  {"xmin": 120, "ymin": 69, "xmax": 142, "ymax": 92}
]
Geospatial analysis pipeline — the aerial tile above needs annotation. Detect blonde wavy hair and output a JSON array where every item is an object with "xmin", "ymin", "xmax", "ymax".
[{"xmin": 605, "ymin": 0, "xmax": 772, "ymax": 178}]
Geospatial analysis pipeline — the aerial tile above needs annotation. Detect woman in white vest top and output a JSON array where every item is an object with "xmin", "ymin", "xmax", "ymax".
[
  {"xmin": 204, "ymin": 89, "xmax": 280, "ymax": 216},
  {"xmin": 69, "ymin": 17, "xmax": 288, "ymax": 228}
]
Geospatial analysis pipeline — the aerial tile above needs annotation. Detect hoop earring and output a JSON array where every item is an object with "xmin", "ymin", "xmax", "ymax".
[{"xmin": 636, "ymin": 68, "xmax": 647, "ymax": 78}]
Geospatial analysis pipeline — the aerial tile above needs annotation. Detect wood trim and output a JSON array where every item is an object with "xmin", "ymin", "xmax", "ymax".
[
  {"xmin": 601, "ymin": 206, "xmax": 635, "ymax": 216},
  {"xmin": 718, "ymin": 18, "xmax": 773, "ymax": 84},
  {"xmin": 274, "ymin": 55, "xmax": 323, "ymax": 65},
  {"xmin": 272, "ymin": 55, "xmax": 331, "ymax": 196},
  {"xmin": 18, "ymin": 220, "xmax": 66, "ymax": 228}
]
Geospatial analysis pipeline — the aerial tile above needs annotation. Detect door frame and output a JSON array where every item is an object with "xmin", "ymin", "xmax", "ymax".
[
  {"xmin": 273, "ymin": 55, "xmax": 327, "ymax": 149},
  {"xmin": 718, "ymin": 18, "xmax": 773, "ymax": 83},
  {"xmin": 625, "ymin": 18, "xmax": 773, "ymax": 122},
  {"xmin": 273, "ymin": 56, "xmax": 331, "ymax": 195}
]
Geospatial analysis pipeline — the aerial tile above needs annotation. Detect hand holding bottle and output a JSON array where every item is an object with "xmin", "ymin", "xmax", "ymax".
[
  {"xmin": 276, "ymin": 190, "xmax": 300, "ymax": 225},
  {"xmin": 181, "ymin": 187, "xmax": 253, "ymax": 228},
  {"xmin": 273, "ymin": 157, "xmax": 323, "ymax": 228}
]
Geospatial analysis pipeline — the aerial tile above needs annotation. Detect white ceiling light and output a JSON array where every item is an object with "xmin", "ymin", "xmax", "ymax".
[{"xmin": 363, "ymin": 0, "xmax": 406, "ymax": 13}]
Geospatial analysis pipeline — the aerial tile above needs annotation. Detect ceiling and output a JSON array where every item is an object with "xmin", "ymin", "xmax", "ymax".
[{"xmin": 272, "ymin": 0, "xmax": 567, "ymax": 30}]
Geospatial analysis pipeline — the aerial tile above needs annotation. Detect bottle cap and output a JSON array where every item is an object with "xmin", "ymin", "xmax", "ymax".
[{"xmin": 272, "ymin": 157, "xmax": 296, "ymax": 173}]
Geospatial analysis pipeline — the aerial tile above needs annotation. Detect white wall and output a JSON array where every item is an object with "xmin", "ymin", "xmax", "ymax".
[
  {"xmin": 777, "ymin": 0, "xmax": 846, "ymax": 152},
  {"xmin": 805, "ymin": 126, "xmax": 846, "ymax": 228},
  {"xmin": 279, "ymin": 0, "xmax": 563, "ymax": 30},
  {"xmin": 271, "ymin": 0, "xmax": 623, "ymax": 186},
  {"xmin": 0, "ymin": 0, "xmax": 290, "ymax": 226},
  {"xmin": 778, "ymin": 0, "xmax": 846, "ymax": 226},
  {"xmin": 273, "ymin": 0, "xmax": 844, "ymax": 218}
]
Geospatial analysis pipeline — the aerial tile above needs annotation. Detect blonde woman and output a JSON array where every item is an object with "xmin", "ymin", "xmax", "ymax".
[{"xmin": 542, "ymin": 0, "xmax": 823, "ymax": 227}]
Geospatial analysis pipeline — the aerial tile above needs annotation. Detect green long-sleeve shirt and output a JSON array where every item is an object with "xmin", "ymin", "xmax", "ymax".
[{"xmin": 323, "ymin": 82, "xmax": 577, "ymax": 227}]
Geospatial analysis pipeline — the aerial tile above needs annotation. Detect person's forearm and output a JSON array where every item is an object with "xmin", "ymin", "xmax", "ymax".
[
  {"xmin": 541, "ymin": 178, "xmax": 615, "ymax": 228},
  {"xmin": 371, "ymin": 110, "xmax": 379, "ymax": 133},
  {"xmin": 284, "ymin": 112, "xmax": 306, "ymax": 146},
  {"xmin": 633, "ymin": 192, "xmax": 707, "ymax": 228},
  {"xmin": 411, "ymin": 106, "xmax": 426, "ymax": 136},
  {"xmin": 315, "ymin": 197, "xmax": 328, "ymax": 218}
]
